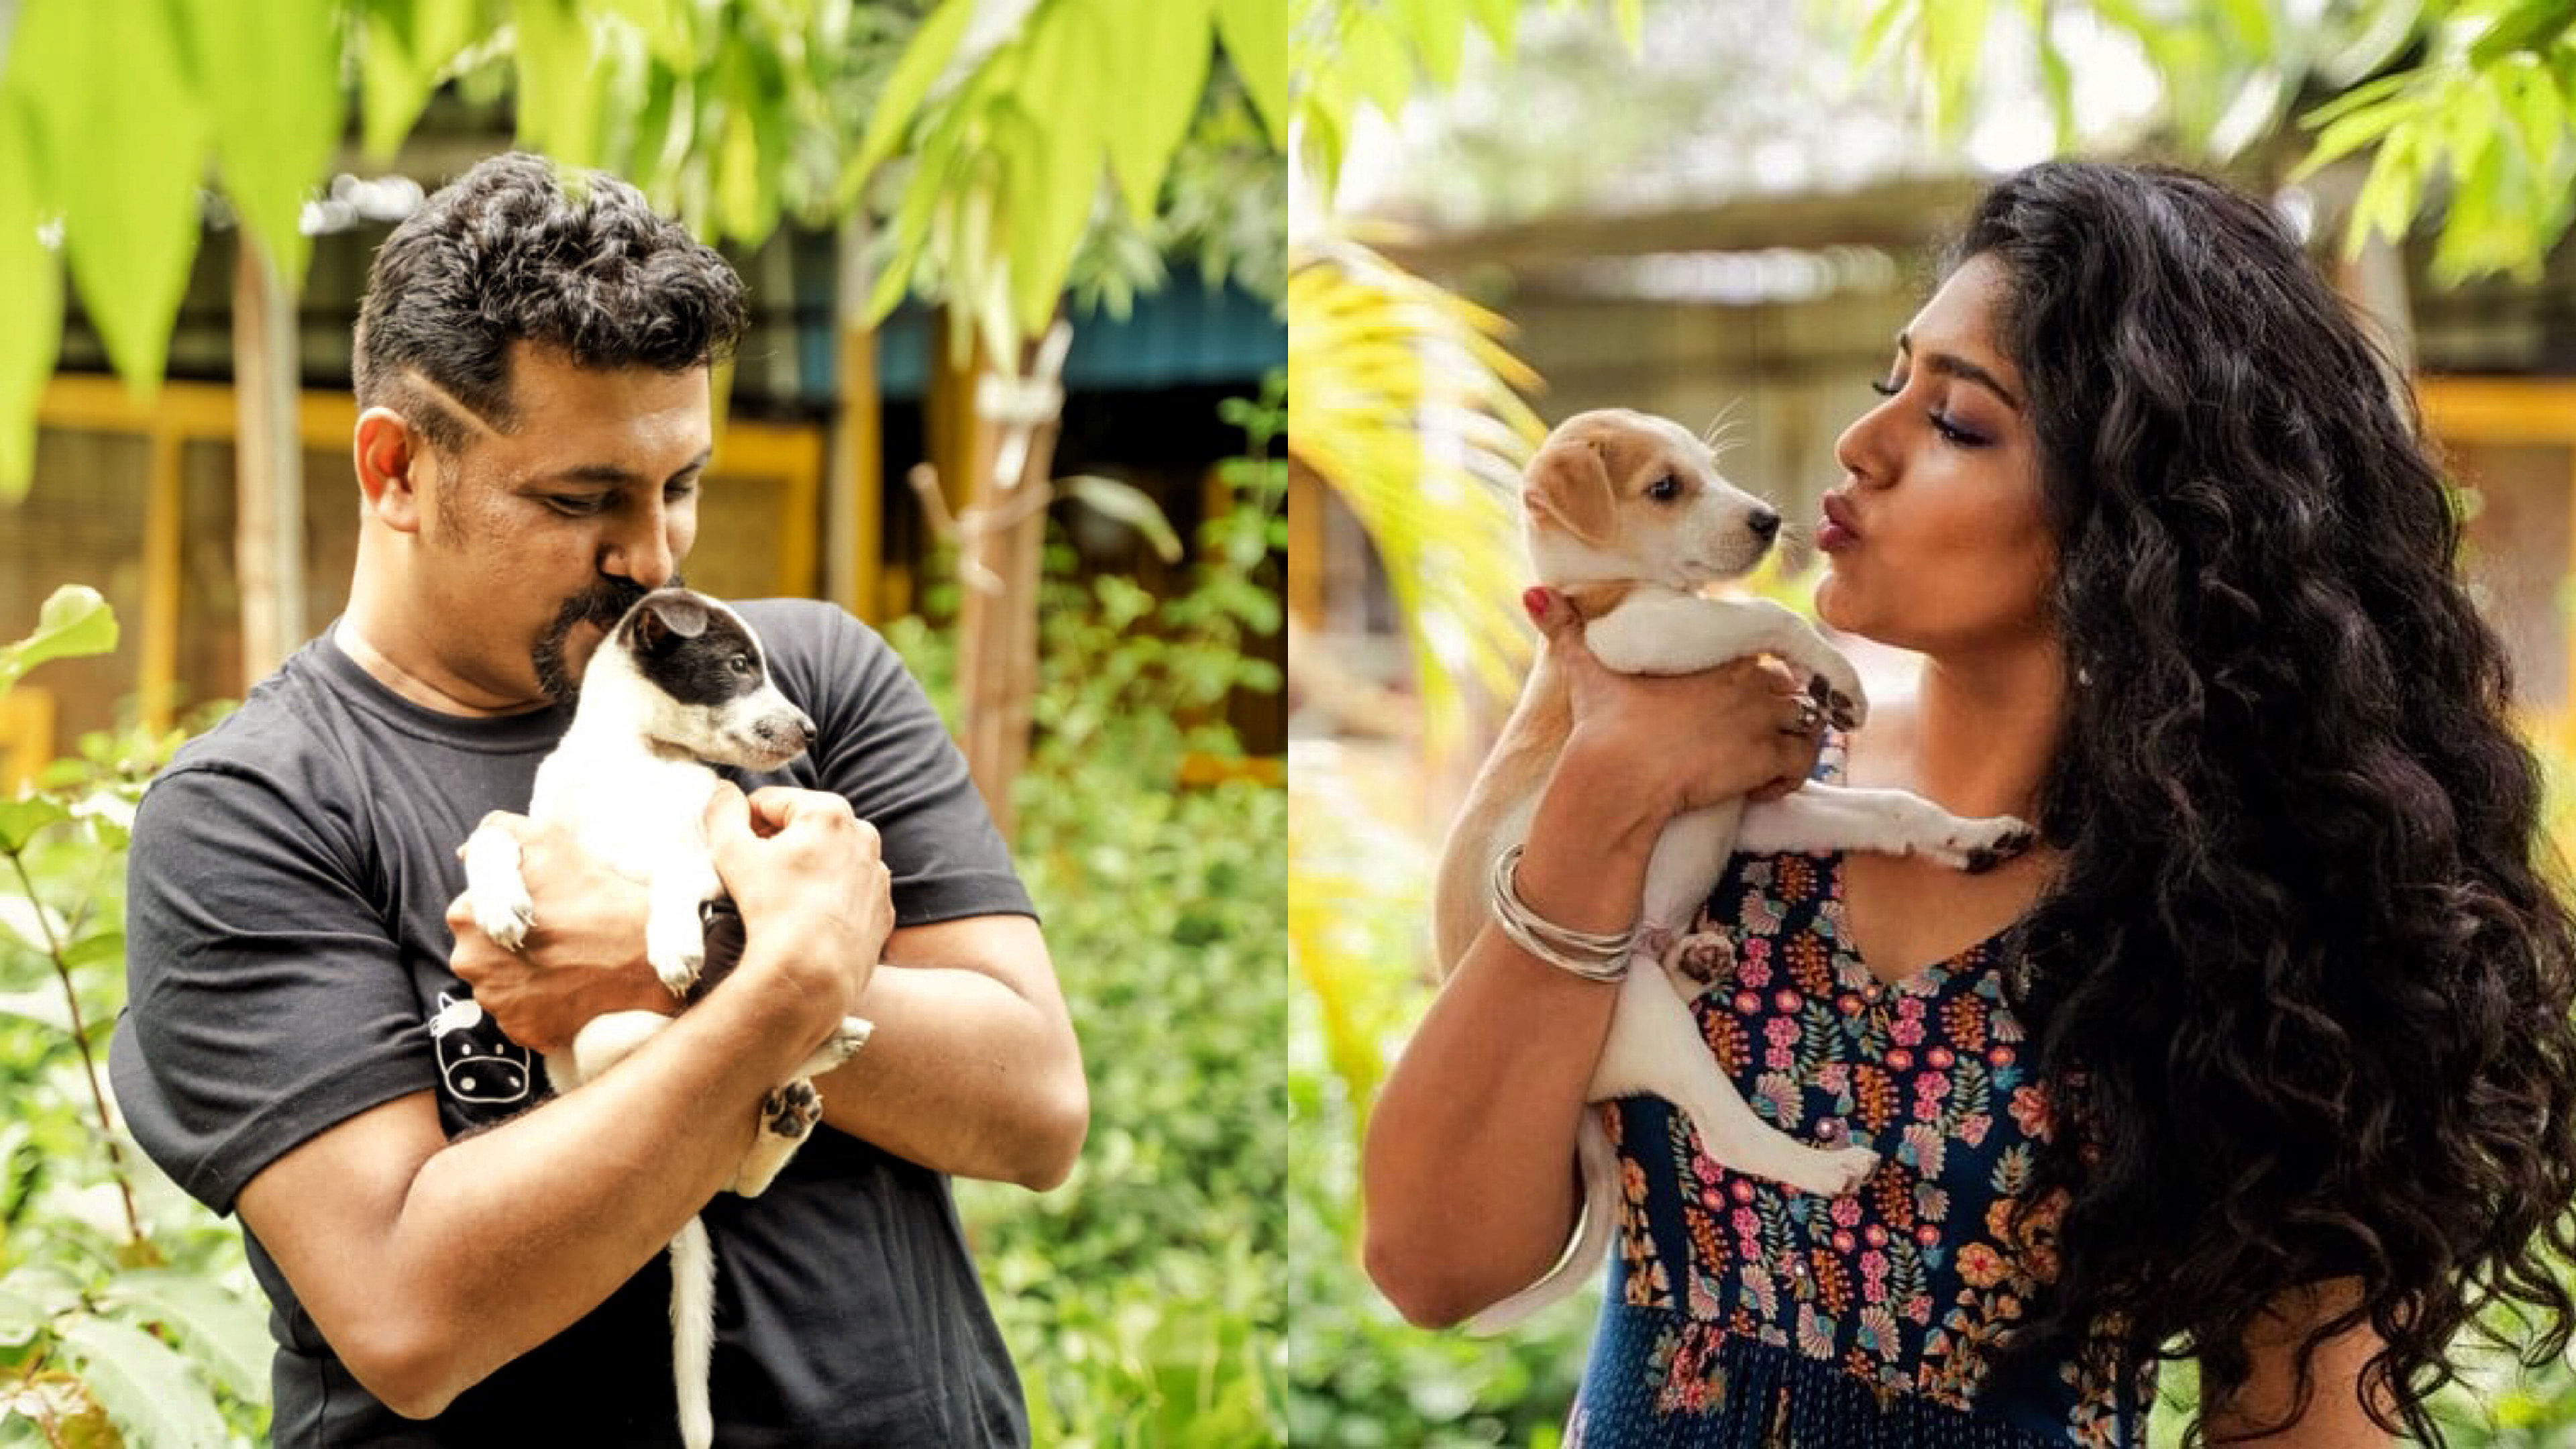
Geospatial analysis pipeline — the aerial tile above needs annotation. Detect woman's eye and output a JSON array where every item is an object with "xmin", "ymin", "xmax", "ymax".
[
  {"xmin": 1870, "ymin": 376, "xmax": 1902, "ymax": 398},
  {"xmin": 1929, "ymin": 412, "xmax": 1988, "ymax": 447},
  {"xmin": 1647, "ymin": 476, "xmax": 1682, "ymax": 502}
]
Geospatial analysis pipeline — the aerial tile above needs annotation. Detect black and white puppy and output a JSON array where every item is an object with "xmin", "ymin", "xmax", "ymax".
[{"xmin": 459, "ymin": 587, "xmax": 871, "ymax": 1449}]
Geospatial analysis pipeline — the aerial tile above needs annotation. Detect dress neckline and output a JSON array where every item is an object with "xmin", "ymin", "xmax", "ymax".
[{"xmin": 1820, "ymin": 850, "xmax": 2020, "ymax": 997}]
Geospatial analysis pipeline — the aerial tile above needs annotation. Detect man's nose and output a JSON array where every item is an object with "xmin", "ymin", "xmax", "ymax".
[{"xmin": 603, "ymin": 506, "xmax": 678, "ymax": 589}]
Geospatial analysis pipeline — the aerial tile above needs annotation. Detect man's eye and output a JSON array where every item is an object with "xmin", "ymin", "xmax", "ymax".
[
  {"xmin": 1647, "ymin": 476, "xmax": 1682, "ymax": 502},
  {"xmin": 548, "ymin": 496, "xmax": 608, "ymax": 516},
  {"xmin": 667, "ymin": 478, "xmax": 700, "ymax": 500}
]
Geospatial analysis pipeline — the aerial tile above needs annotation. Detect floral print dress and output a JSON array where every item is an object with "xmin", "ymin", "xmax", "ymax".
[{"xmin": 1566, "ymin": 741, "xmax": 2152, "ymax": 1448}]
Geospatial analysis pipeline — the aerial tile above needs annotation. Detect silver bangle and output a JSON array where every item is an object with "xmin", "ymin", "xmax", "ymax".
[{"xmin": 1489, "ymin": 844, "xmax": 1634, "ymax": 982}]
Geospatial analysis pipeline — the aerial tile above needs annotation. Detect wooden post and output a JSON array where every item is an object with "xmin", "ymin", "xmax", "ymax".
[
  {"xmin": 955, "ymin": 321, "xmax": 1071, "ymax": 839},
  {"xmin": 232, "ymin": 234, "xmax": 304, "ymax": 687},
  {"xmin": 825, "ymin": 216, "xmax": 884, "ymax": 621}
]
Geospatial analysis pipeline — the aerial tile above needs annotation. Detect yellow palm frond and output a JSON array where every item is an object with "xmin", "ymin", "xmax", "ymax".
[{"xmin": 1287, "ymin": 231, "xmax": 1544, "ymax": 751}]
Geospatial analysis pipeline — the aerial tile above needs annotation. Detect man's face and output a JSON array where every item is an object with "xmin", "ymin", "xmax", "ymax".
[{"xmin": 411, "ymin": 343, "xmax": 712, "ymax": 707}]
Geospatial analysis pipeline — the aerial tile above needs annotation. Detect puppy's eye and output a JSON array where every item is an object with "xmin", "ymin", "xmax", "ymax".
[
  {"xmin": 1647, "ymin": 476, "xmax": 1683, "ymax": 503},
  {"xmin": 729, "ymin": 653, "xmax": 753, "ymax": 675}
]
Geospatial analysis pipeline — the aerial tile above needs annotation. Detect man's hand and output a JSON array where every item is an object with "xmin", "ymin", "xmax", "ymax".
[
  {"xmin": 447, "ymin": 814, "xmax": 669, "ymax": 1055},
  {"xmin": 703, "ymin": 784, "xmax": 893, "ymax": 1046}
]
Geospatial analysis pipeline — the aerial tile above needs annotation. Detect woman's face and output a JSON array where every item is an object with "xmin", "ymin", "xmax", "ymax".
[{"xmin": 1817, "ymin": 253, "xmax": 2056, "ymax": 659}]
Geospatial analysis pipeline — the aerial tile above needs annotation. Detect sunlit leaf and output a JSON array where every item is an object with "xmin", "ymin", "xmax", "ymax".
[
  {"xmin": 1103, "ymin": 0, "xmax": 1211, "ymax": 221},
  {"xmin": 11, "ymin": 0, "xmax": 211, "ymax": 393},
  {"xmin": 58, "ymin": 1312, "xmax": 227, "ymax": 1449},
  {"xmin": 98, "ymin": 1269, "xmax": 272, "ymax": 1405},
  {"xmin": 177, "ymin": 0, "xmax": 341, "ymax": 285},
  {"xmin": 1214, "ymin": 0, "xmax": 1288, "ymax": 147},
  {"xmin": 0, "ymin": 586, "xmax": 119, "ymax": 694},
  {"xmin": 0, "ymin": 97, "xmax": 61, "ymax": 500},
  {"xmin": 1061, "ymin": 475, "xmax": 1185, "ymax": 562}
]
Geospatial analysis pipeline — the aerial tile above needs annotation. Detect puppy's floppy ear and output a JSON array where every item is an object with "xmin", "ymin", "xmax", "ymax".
[
  {"xmin": 631, "ymin": 590, "xmax": 710, "ymax": 654},
  {"xmin": 1523, "ymin": 437, "xmax": 1619, "ymax": 545}
]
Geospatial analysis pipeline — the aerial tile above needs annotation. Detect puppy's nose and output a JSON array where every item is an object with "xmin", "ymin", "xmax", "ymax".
[
  {"xmin": 782, "ymin": 709, "xmax": 815, "ymax": 754},
  {"xmin": 1748, "ymin": 508, "xmax": 1780, "ymax": 542}
]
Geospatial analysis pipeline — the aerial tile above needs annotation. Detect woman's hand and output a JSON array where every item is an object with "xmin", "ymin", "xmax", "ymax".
[{"xmin": 1528, "ymin": 586, "xmax": 1827, "ymax": 829}]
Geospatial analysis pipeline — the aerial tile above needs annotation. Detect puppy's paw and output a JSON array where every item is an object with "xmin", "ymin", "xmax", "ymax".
[
  {"xmin": 1925, "ymin": 814, "xmax": 2037, "ymax": 875},
  {"xmin": 1793, "ymin": 1144, "xmax": 1880, "ymax": 1198},
  {"xmin": 1806, "ymin": 661, "xmax": 1868, "ymax": 732},
  {"xmin": 761, "ymin": 1079, "xmax": 821, "ymax": 1141},
  {"xmin": 646, "ymin": 918, "xmax": 704, "ymax": 996},
  {"xmin": 1665, "ymin": 930, "xmax": 1737, "ymax": 987},
  {"xmin": 470, "ymin": 884, "xmax": 535, "ymax": 952}
]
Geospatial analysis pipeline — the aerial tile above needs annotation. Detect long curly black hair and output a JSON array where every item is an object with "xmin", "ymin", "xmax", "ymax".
[{"xmin": 1968, "ymin": 161, "xmax": 2576, "ymax": 1442}]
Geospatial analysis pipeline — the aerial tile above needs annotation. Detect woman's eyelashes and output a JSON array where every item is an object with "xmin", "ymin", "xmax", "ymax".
[{"xmin": 1869, "ymin": 374, "xmax": 1991, "ymax": 449}]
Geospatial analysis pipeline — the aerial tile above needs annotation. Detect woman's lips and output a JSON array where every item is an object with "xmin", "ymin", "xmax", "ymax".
[{"xmin": 1818, "ymin": 494, "xmax": 1861, "ymax": 553}]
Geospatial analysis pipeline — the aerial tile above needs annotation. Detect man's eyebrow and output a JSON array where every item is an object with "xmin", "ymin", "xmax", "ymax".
[
  {"xmin": 524, "ymin": 449, "xmax": 714, "ymax": 489},
  {"xmin": 1897, "ymin": 333, "xmax": 2023, "ymax": 413}
]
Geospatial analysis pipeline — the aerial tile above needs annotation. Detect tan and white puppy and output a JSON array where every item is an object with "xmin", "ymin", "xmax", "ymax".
[{"xmin": 1432, "ymin": 408, "xmax": 2033, "ymax": 1334}]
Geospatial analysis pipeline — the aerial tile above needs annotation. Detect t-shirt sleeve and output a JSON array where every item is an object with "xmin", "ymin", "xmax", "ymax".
[
  {"xmin": 770, "ymin": 603, "xmax": 1036, "ymax": 926},
  {"xmin": 111, "ymin": 763, "xmax": 437, "ymax": 1216}
]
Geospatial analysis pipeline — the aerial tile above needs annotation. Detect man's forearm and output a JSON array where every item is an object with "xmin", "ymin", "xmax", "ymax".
[
  {"xmin": 356, "ymin": 988, "xmax": 817, "ymax": 1415},
  {"xmin": 814, "ymin": 958, "xmax": 1086, "ymax": 1189}
]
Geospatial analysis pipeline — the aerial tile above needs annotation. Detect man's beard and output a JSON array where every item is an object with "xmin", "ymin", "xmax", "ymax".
[{"xmin": 531, "ymin": 575, "xmax": 672, "ymax": 704}]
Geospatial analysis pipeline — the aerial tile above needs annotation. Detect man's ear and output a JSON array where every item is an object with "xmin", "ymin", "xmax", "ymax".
[
  {"xmin": 355, "ymin": 407, "xmax": 427, "ymax": 534},
  {"xmin": 1523, "ymin": 438, "xmax": 1619, "ymax": 546},
  {"xmin": 631, "ymin": 592, "xmax": 708, "ymax": 654}
]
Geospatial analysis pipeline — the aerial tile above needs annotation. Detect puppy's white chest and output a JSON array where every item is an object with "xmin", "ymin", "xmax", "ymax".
[{"xmin": 533, "ymin": 751, "xmax": 721, "ymax": 885}]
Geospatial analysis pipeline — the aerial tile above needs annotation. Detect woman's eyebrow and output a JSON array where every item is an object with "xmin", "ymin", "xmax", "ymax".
[{"xmin": 1896, "ymin": 333, "xmax": 2025, "ymax": 413}]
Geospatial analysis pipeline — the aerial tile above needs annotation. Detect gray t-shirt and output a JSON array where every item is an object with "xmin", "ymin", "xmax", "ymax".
[{"xmin": 111, "ymin": 599, "xmax": 1036, "ymax": 1447}]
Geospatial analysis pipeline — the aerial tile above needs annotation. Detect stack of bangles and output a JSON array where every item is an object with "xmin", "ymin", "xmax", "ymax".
[{"xmin": 1489, "ymin": 844, "xmax": 1635, "ymax": 982}]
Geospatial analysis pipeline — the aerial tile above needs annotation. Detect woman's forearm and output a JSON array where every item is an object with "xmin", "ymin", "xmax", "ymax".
[{"xmin": 1362, "ymin": 755, "xmax": 1667, "ymax": 1326}]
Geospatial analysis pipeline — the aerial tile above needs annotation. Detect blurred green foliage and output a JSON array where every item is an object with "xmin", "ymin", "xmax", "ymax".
[
  {"xmin": 0, "ymin": 588, "xmax": 269, "ymax": 1446},
  {"xmin": 889, "ymin": 379, "xmax": 1289, "ymax": 1445}
]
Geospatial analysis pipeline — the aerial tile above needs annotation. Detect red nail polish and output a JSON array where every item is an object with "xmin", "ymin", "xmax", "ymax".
[{"xmin": 1521, "ymin": 586, "xmax": 1551, "ymax": 623}]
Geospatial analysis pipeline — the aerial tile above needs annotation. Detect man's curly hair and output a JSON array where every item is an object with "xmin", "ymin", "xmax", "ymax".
[
  {"xmin": 352, "ymin": 151, "xmax": 747, "ymax": 452},
  {"xmin": 1963, "ymin": 160, "xmax": 2576, "ymax": 1443}
]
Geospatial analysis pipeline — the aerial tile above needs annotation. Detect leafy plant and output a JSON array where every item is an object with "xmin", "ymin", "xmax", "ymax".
[
  {"xmin": 890, "ymin": 383, "xmax": 1288, "ymax": 1445},
  {"xmin": 0, "ymin": 586, "xmax": 267, "ymax": 1447}
]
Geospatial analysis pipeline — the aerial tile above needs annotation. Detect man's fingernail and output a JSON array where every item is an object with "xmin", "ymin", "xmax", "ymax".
[{"xmin": 1522, "ymin": 587, "xmax": 1552, "ymax": 625}]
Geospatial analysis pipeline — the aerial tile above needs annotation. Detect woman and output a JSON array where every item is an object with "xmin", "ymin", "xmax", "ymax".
[{"xmin": 1363, "ymin": 160, "xmax": 2576, "ymax": 1446}]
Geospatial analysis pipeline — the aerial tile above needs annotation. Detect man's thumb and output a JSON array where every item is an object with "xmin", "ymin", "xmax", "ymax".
[{"xmin": 703, "ymin": 780, "xmax": 751, "ymax": 851}]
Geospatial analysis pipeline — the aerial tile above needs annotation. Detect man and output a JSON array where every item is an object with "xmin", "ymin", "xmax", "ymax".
[{"xmin": 110, "ymin": 152, "xmax": 1087, "ymax": 1446}]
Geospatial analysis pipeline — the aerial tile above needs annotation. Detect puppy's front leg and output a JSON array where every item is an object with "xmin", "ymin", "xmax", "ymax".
[
  {"xmin": 1587, "ymin": 597, "xmax": 1867, "ymax": 729},
  {"xmin": 646, "ymin": 857, "xmax": 722, "ymax": 996},
  {"xmin": 1738, "ymin": 784, "xmax": 2035, "ymax": 873},
  {"xmin": 460, "ymin": 814, "xmax": 536, "ymax": 950}
]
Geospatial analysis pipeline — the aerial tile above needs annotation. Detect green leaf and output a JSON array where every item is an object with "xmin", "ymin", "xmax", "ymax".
[
  {"xmin": 1061, "ymin": 475, "xmax": 1185, "ymax": 562},
  {"xmin": 176, "ymin": 0, "xmax": 342, "ymax": 286},
  {"xmin": 98, "ymin": 1269, "xmax": 274, "ymax": 1405},
  {"xmin": 1214, "ymin": 0, "xmax": 1287, "ymax": 148},
  {"xmin": 516, "ymin": 0, "xmax": 603, "ymax": 168},
  {"xmin": 2471, "ymin": 0, "xmax": 2576, "ymax": 68},
  {"xmin": 13, "ymin": 0, "xmax": 212, "ymax": 395},
  {"xmin": 0, "ymin": 586, "xmax": 119, "ymax": 692},
  {"xmin": 1397, "ymin": 0, "xmax": 1464, "ymax": 89},
  {"xmin": 58, "ymin": 1311, "xmax": 229, "ymax": 1449},
  {"xmin": 850, "ymin": 0, "xmax": 976, "ymax": 188},
  {"xmin": 1102, "ymin": 0, "xmax": 1212, "ymax": 222},
  {"xmin": 0, "ymin": 96, "xmax": 62, "ymax": 501},
  {"xmin": 1010, "ymin": 15, "xmax": 1104, "ymax": 335}
]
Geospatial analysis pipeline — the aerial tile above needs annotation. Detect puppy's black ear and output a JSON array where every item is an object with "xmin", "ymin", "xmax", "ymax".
[{"xmin": 632, "ymin": 592, "xmax": 710, "ymax": 653}]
